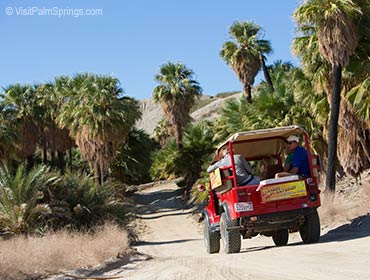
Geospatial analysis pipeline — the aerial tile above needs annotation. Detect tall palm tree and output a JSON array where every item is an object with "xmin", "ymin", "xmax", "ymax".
[
  {"xmin": 293, "ymin": 13, "xmax": 370, "ymax": 179},
  {"xmin": 220, "ymin": 21, "xmax": 272, "ymax": 103},
  {"xmin": 0, "ymin": 125, "xmax": 17, "ymax": 162},
  {"xmin": 1, "ymin": 84, "xmax": 41, "ymax": 168},
  {"xmin": 58, "ymin": 74, "xmax": 141, "ymax": 185},
  {"xmin": 153, "ymin": 62, "xmax": 202, "ymax": 148},
  {"xmin": 0, "ymin": 101, "xmax": 18, "ymax": 162},
  {"xmin": 344, "ymin": 0, "xmax": 370, "ymax": 124},
  {"xmin": 214, "ymin": 62, "xmax": 327, "ymax": 155},
  {"xmin": 36, "ymin": 80, "xmax": 75, "ymax": 173},
  {"xmin": 293, "ymin": 0, "xmax": 362, "ymax": 191}
]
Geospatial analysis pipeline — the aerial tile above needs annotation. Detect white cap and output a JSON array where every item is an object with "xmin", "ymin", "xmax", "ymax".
[{"xmin": 286, "ymin": 135, "xmax": 299, "ymax": 143}]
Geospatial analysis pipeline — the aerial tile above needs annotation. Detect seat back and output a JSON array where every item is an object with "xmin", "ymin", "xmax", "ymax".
[
  {"xmin": 211, "ymin": 169, "xmax": 234, "ymax": 194},
  {"xmin": 264, "ymin": 164, "xmax": 283, "ymax": 179}
]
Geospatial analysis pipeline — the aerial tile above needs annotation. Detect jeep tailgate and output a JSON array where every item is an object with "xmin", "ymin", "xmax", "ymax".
[{"xmin": 235, "ymin": 180, "xmax": 318, "ymax": 216}]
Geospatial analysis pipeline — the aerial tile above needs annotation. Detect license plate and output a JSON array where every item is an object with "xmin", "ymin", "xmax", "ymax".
[
  {"xmin": 261, "ymin": 181, "xmax": 307, "ymax": 203},
  {"xmin": 234, "ymin": 202, "xmax": 253, "ymax": 212}
]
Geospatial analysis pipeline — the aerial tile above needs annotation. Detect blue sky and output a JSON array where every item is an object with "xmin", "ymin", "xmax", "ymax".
[{"xmin": 0, "ymin": 0, "xmax": 301, "ymax": 99}]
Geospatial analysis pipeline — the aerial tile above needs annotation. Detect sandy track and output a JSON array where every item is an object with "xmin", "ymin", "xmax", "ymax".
[{"xmin": 116, "ymin": 182, "xmax": 370, "ymax": 280}]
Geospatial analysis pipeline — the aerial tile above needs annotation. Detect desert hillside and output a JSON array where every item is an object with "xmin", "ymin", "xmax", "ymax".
[{"xmin": 136, "ymin": 93, "xmax": 240, "ymax": 136}]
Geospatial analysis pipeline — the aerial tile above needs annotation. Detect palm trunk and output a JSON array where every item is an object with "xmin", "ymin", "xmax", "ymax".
[
  {"xmin": 243, "ymin": 84, "xmax": 252, "ymax": 103},
  {"xmin": 326, "ymin": 64, "xmax": 342, "ymax": 192},
  {"xmin": 94, "ymin": 161, "xmax": 100, "ymax": 186},
  {"xmin": 26, "ymin": 155, "xmax": 34, "ymax": 170},
  {"xmin": 99, "ymin": 156, "xmax": 104, "ymax": 186},
  {"xmin": 57, "ymin": 151, "xmax": 65, "ymax": 175},
  {"xmin": 260, "ymin": 53, "xmax": 274, "ymax": 91},
  {"xmin": 175, "ymin": 125, "xmax": 183, "ymax": 149},
  {"xmin": 69, "ymin": 148, "xmax": 73, "ymax": 171},
  {"xmin": 51, "ymin": 151, "xmax": 56, "ymax": 166},
  {"xmin": 43, "ymin": 144, "xmax": 47, "ymax": 164}
]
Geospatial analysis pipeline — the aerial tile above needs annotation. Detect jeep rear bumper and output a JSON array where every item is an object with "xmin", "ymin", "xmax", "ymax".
[{"xmin": 237, "ymin": 208, "xmax": 317, "ymax": 236}]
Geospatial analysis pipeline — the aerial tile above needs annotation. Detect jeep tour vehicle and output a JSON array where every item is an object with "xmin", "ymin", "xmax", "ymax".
[{"xmin": 203, "ymin": 126, "xmax": 321, "ymax": 254}]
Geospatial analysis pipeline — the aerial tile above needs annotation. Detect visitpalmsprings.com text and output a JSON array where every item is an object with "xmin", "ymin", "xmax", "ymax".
[{"xmin": 5, "ymin": 6, "xmax": 103, "ymax": 18}]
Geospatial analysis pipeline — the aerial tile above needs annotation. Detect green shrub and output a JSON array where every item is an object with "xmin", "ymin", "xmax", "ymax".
[
  {"xmin": 0, "ymin": 164, "xmax": 58, "ymax": 237},
  {"xmin": 0, "ymin": 163, "xmax": 131, "ymax": 237},
  {"xmin": 150, "ymin": 139, "xmax": 178, "ymax": 180},
  {"xmin": 43, "ymin": 172, "xmax": 129, "ymax": 230},
  {"xmin": 112, "ymin": 128, "xmax": 158, "ymax": 185},
  {"xmin": 174, "ymin": 121, "xmax": 215, "ymax": 187},
  {"xmin": 150, "ymin": 121, "xmax": 216, "ymax": 187}
]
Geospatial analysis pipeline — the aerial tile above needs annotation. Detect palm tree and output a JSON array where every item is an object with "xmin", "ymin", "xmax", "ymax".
[
  {"xmin": 0, "ymin": 125, "xmax": 17, "ymax": 162},
  {"xmin": 0, "ymin": 101, "xmax": 18, "ymax": 162},
  {"xmin": 293, "ymin": 0, "xmax": 362, "ymax": 191},
  {"xmin": 1, "ymin": 84, "xmax": 41, "ymax": 168},
  {"xmin": 214, "ymin": 62, "xmax": 327, "ymax": 155},
  {"xmin": 154, "ymin": 118, "xmax": 171, "ymax": 147},
  {"xmin": 344, "ymin": 0, "xmax": 370, "ymax": 125},
  {"xmin": 58, "ymin": 74, "xmax": 141, "ymax": 185},
  {"xmin": 175, "ymin": 121, "xmax": 215, "ymax": 188},
  {"xmin": 111, "ymin": 128, "xmax": 157, "ymax": 184},
  {"xmin": 153, "ymin": 62, "xmax": 202, "ymax": 148},
  {"xmin": 150, "ymin": 139, "xmax": 178, "ymax": 180},
  {"xmin": 214, "ymin": 97, "xmax": 250, "ymax": 140},
  {"xmin": 36, "ymin": 81, "xmax": 75, "ymax": 173},
  {"xmin": 220, "ymin": 21, "xmax": 272, "ymax": 103},
  {"xmin": 293, "ymin": 19, "xmax": 370, "ymax": 179}
]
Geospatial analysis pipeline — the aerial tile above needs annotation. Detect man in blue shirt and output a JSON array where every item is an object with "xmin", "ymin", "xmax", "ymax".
[{"xmin": 276, "ymin": 135, "xmax": 310, "ymax": 178}]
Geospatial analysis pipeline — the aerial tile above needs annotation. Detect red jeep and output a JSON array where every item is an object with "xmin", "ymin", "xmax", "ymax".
[{"xmin": 203, "ymin": 126, "xmax": 321, "ymax": 254}]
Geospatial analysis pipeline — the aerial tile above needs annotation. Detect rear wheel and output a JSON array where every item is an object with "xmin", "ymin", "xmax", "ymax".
[
  {"xmin": 272, "ymin": 229, "xmax": 289, "ymax": 246},
  {"xmin": 299, "ymin": 209, "xmax": 321, "ymax": 244},
  {"xmin": 204, "ymin": 218, "xmax": 220, "ymax": 254},
  {"xmin": 220, "ymin": 213, "xmax": 241, "ymax": 254}
]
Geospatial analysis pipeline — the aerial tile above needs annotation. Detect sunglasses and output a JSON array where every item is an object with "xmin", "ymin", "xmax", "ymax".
[{"xmin": 287, "ymin": 141, "xmax": 296, "ymax": 145}]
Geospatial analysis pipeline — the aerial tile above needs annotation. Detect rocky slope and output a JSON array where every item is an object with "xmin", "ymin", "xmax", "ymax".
[{"xmin": 136, "ymin": 93, "xmax": 240, "ymax": 136}]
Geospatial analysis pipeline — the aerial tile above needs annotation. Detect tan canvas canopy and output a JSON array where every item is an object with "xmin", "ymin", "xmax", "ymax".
[{"xmin": 214, "ymin": 126, "xmax": 308, "ymax": 161}]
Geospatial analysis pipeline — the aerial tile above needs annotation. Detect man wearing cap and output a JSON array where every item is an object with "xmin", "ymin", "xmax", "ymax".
[{"xmin": 276, "ymin": 135, "xmax": 310, "ymax": 178}]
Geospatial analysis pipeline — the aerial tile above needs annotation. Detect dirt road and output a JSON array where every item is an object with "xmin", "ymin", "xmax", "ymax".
[{"xmin": 114, "ymin": 182, "xmax": 370, "ymax": 280}]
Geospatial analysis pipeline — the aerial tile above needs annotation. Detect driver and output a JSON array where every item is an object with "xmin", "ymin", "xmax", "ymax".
[{"xmin": 276, "ymin": 135, "xmax": 310, "ymax": 178}]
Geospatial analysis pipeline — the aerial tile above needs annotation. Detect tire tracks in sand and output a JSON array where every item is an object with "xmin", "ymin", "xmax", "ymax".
[{"xmin": 118, "ymin": 182, "xmax": 370, "ymax": 280}]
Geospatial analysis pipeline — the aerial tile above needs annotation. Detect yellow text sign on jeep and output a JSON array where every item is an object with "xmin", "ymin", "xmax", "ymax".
[{"xmin": 261, "ymin": 180, "xmax": 307, "ymax": 203}]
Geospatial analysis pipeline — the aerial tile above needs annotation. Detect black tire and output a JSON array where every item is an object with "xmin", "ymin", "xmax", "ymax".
[
  {"xmin": 220, "ymin": 213, "xmax": 241, "ymax": 254},
  {"xmin": 299, "ymin": 209, "xmax": 321, "ymax": 244},
  {"xmin": 272, "ymin": 229, "xmax": 289, "ymax": 246},
  {"xmin": 204, "ymin": 219, "xmax": 220, "ymax": 254}
]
